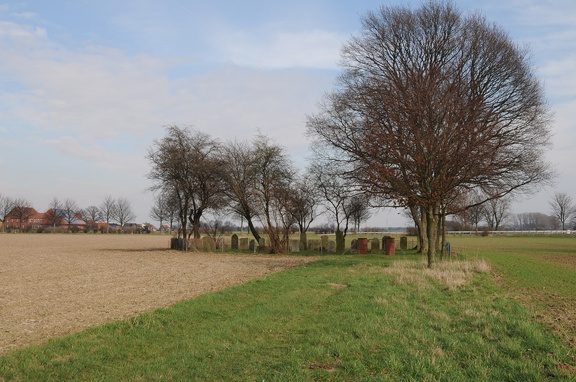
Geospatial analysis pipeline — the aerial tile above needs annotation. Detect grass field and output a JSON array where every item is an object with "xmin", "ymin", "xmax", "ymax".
[{"xmin": 0, "ymin": 234, "xmax": 575, "ymax": 381}]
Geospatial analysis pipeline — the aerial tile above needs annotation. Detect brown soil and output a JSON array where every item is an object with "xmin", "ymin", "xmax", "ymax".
[
  {"xmin": 0, "ymin": 234, "xmax": 315, "ymax": 355},
  {"xmin": 530, "ymin": 253, "xmax": 576, "ymax": 269}
]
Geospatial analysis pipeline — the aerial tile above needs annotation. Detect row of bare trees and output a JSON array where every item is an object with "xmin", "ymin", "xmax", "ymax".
[
  {"xmin": 0, "ymin": 193, "xmax": 135, "ymax": 232},
  {"xmin": 146, "ymin": 126, "xmax": 374, "ymax": 253},
  {"xmin": 453, "ymin": 192, "xmax": 576, "ymax": 231},
  {"xmin": 148, "ymin": 2, "xmax": 556, "ymax": 265}
]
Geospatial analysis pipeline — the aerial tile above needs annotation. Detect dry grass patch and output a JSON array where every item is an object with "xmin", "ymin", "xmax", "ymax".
[{"xmin": 383, "ymin": 258, "xmax": 491, "ymax": 290}]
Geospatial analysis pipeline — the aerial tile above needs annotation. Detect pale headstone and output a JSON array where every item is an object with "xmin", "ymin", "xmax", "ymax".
[
  {"xmin": 400, "ymin": 236, "xmax": 408, "ymax": 251},
  {"xmin": 328, "ymin": 241, "xmax": 336, "ymax": 253},
  {"xmin": 309, "ymin": 240, "xmax": 321, "ymax": 251},
  {"xmin": 289, "ymin": 239, "xmax": 300, "ymax": 253}
]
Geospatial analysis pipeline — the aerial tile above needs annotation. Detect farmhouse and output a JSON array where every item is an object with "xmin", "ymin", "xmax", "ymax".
[
  {"xmin": 4, "ymin": 207, "xmax": 43, "ymax": 230},
  {"xmin": 4, "ymin": 207, "xmax": 87, "ymax": 231}
]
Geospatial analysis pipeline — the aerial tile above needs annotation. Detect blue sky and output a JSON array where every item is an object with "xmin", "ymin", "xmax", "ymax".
[{"xmin": 0, "ymin": 1, "xmax": 575, "ymax": 227}]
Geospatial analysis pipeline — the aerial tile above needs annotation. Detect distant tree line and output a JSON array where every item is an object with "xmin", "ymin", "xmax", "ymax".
[
  {"xmin": 0, "ymin": 194, "xmax": 137, "ymax": 233},
  {"xmin": 449, "ymin": 192, "xmax": 576, "ymax": 231}
]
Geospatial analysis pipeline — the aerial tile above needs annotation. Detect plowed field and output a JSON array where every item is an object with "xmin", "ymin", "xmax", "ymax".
[{"xmin": 0, "ymin": 234, "xmax": 314, "ymax": 355}]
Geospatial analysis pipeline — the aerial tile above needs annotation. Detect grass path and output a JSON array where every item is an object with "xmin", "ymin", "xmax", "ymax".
[{"xmin": 1, "ymin": 253, "xmax": 575, "ymax": 381}]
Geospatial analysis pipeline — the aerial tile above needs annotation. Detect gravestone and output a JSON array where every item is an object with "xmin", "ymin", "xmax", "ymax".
[
  {"xmin": 258, "ymin": 238, "xmax": 267, "ymax": 253},
  {"xmin": 371, "ymin": 238, "xmax": 380, "ymax": 253},
  {"xmin": 231, "ymin": 234, "xmax": 239, "ymax": 250},
  {"xmin": 328, "ymin": 241, "xmax": 336, "ymax": 253},
  {"xmin": 320, "ymin": 235, "xmax": 329, "ymax": 251},
  {"xmin": 383, "ymin": 237, "xmax": 395, "ymax": 256},
  {"xmin": 351, "ymin": 239, "xmax": 358, "ymax": 253},
  {"xmin": 249, "ymin": 239, "xmax": 256, "ymax": 252},
  {"xmin": 357, "ymin": 238, "xmax": 368, "ymax": 254},
  {"xmin": 239, "ymin": 237, "xmax": 249, "ymax": 251},
  {"xmin": 170, "ymin": 238, "xmax": 184, "ymax": 250},
  {"xmin": 308, "ymin": 240, "xmax": 321, "ymax": 251},
  {"xmin": 289, "ymin": 239, "xmax": 300, "ymax": 253},
  {"xmin": 400, "ymin": 236, "xmax": 408, "ymax": 251}
]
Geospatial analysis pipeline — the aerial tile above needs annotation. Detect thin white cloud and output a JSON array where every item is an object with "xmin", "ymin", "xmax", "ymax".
[
  {"xmin": 0, "ymin": 21, "xmax": 46, "ymax": 39},
  {"xmin": 44, "ymin": 136, "xmax": 143, "ymax": 171},
  {"xmin": 0, "ymin": 28, "xmax": 172, "ymax": 141},
  {"xmin": 215, "ymin": 28, "xmax": 345, "ymax": 69}
]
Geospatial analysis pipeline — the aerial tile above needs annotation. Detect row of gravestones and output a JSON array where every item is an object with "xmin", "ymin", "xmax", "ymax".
[
  {"xmin": 172, "ymin": 235, "xmax": 409, "ymax": 253},
  {"xmin": 230, "ymin": 234, "xmax": 410, "ymax": 254}
]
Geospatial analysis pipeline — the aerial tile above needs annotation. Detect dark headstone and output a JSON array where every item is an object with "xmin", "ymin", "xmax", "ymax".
[{"xmin": 357, "ymin": 238, "xmax": 368, "ymax": 254}]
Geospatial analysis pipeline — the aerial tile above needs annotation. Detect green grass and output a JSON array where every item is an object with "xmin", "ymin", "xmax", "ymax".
[
  {"xmin": 447, "ymin": 235, "xmax": 576, "ymax": 350},
  {"xmin": 1, "ymin": 250, "xmax": 575, "ymax": 381},
  {"xmin": 447, "ymin": 235, "xmax": 575, "ymax": 294}
]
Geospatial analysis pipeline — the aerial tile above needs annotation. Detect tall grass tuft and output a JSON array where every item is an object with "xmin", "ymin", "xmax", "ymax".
[{"xmin": 384, "ymin": 258, "xmax": 491, "ymax": 290}]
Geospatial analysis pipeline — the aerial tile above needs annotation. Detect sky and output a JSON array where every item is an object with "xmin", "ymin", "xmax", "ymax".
[{"xmin": 0, "ymin": 0, "xmax": 575, "ymax": 228}]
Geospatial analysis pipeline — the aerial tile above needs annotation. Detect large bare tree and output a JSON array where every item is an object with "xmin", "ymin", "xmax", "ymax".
[
  {"xmin": 310, "ymin": 160, "xmax": 359, "ymax": 253},
  {"xmin": 222, "ymin": 140, "xmax": 262, "ymax": 243},
  {"xmin": 549, "ymin": 192, "xmax": 576, "ymax": 230},
  {"xmin": 251, "ymin": 134, "xmax": 295, "ymax": 254},
  {"xmin": 307, "ymin": 1, "xmax": 553, "ymax": 267},
  {"xmin": 286, "ymin": 172, "xmax": 320, "ymax": 250},
  {"xmin": 222, "ymin": 135, "xmax": 295, "ymax": 253},
  {"xmin": 147, "ymin": 125, "xmax": 227, "ymax": 247}
]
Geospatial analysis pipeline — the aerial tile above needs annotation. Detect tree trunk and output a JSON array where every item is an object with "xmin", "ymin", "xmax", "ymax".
[
  {"xmin": 440, "ymin": 209, "xmax": 446, "ymax": 261},
  {"xmin": 435, "ymin": 205, "xmax": 441, "ymax": 254},
  {"xmin": 335, "ymin": 229, "xmax": 345, "ymax": 252},
  {"xmin": 246, "ymin": 216, "xmax": 261, "ymax": 243},
  {"xmin": 425, "ymin": 204, "xmax": 438, "ymax": 269},
  {"xmin": 299, "ymin": 230, "xmax": 308, "ymax": 250},
  {"xmin": 410, "ymin": 205, "xmax": 427, "ymax": 253}
]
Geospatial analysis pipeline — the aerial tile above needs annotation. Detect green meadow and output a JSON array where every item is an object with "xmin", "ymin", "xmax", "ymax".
[{"xmin": 1, "ymin": 235, "xmax": 575, "ymax": 381}]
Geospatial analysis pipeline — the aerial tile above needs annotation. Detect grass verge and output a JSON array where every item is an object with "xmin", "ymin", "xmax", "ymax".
[{"xmin": 1, "ymin": 255, "xmax": 575, "ymax": 381}]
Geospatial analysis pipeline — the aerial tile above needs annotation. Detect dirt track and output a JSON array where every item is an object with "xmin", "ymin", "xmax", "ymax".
[{"xmin": 0, "ymin": 234, "xmax": 314, "ymax": 355}]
